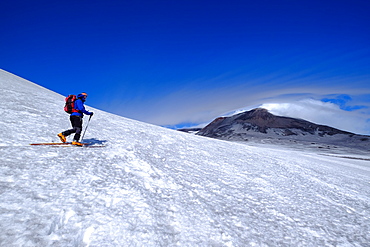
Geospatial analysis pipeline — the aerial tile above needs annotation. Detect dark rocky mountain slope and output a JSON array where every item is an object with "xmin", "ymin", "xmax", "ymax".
[{"xmin": 196, "ymin": 108, "xmax": 370, "ymax": 150}]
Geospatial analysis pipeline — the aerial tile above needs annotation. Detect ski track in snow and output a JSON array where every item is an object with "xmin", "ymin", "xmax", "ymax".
[{"xmin": 1, "ymin": 69, "xmax": 370, "ymax": 246}]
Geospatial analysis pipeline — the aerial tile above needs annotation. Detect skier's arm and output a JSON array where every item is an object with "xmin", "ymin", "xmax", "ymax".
[{"xmin": 75, "ymin": 100, "xmax": 93, "ymax": 115}]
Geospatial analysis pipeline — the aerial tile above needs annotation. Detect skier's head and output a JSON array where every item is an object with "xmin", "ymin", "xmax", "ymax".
[{"xmin": 78, "ymin": 92, "xmax": 88, "ymax": 101}]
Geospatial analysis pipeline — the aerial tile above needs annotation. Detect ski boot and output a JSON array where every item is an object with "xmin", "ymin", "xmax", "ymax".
[
  {"xmin": 57, "ymin": 133, "xmax": 66, "ymax": 143},
  {"xmin": 72, "ymin": 141, "xmax": 83, "ymax": 146}
]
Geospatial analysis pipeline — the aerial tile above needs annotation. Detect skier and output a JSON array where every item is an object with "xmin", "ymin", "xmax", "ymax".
[{"xmin": 58, "ymin": 92, "xmax": 94, "ymax": 146}]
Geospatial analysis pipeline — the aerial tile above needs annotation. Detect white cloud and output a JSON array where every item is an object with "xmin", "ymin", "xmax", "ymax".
[
  {"xmin": 261, "ymin": 99, "xmax": 370, "ymax": 135},
  {"xmin": 116, "ymin": 87, "xmax": 370, "ymax": 135},
  {"xmin": 107, "ymin": 72, "xmax": 370, "ymax": 135}
]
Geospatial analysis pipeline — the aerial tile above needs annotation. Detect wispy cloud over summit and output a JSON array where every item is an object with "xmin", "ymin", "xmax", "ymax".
[{"xmin": 261, "ymin": 97, "xmax": 370, "ymax": 135}]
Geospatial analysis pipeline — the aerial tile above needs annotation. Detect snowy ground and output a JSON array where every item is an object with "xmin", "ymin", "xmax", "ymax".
[{"xmin": 1, "ymin": 69, "xmax": 370, "ymax": 246}]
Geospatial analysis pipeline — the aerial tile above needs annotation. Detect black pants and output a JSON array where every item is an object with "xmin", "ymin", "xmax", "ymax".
[{"xmin": 62, "ymin": 116, "xmax": 83, "ymax": 142}]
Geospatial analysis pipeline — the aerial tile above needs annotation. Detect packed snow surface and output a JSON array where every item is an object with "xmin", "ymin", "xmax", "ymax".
[{"xmin": 0, "ymin": 69, "xmax": 369, "ymax": 246}]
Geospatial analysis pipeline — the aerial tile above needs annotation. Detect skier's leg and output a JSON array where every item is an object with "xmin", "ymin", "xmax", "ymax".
[
  {"xmin": 71, "ymin": 116, "xmax": 83, "ymax": 142},
  {"xmin": 62, "ymin": 116, "xmax": 79, "ymax": 136}
]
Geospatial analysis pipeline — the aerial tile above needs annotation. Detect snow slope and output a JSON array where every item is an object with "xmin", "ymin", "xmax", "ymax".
[{"xmin": 1, "ymin": 69, "xmax": 370, "ymax": 246}]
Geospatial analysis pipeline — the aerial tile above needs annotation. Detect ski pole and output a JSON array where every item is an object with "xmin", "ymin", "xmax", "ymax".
[{"xmin": 81, "ymin": 114, "xmax": 92, "ymax": 142}]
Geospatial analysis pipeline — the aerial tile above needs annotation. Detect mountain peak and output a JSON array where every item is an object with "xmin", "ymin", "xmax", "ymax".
[
  {"xmin": 196, "ymin": 107, "xmax": 369, "ymax": 148},
  {"xmin": 251, "ymin": 107, "xmax": 269, "ymax": 113},
  {"xmin": 235, "ymin": 108, "xmax": 274, "ymax": 121}
]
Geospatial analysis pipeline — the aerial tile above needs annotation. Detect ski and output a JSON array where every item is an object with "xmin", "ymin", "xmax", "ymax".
[
  {"xmin": 30, "ymin": 142, "xmax": 86, "ymax": 146},
  {"xmin": 31, "ymin": 142, "xmax": 72, "ymax": 146},
  {"xmin": 30, "ymin": 142, "xmax": 105, "ymax": 147}
]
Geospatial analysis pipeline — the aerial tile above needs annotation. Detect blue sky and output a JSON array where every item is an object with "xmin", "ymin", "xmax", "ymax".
[{"xmin": 1, "ymin": 0, "xmax": 370, "ymax": 134}]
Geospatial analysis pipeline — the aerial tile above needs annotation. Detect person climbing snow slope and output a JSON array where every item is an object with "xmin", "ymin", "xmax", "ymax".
[{"xmin": 58, "ymin": 92, "xmax": 93, "ymax": 146}]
